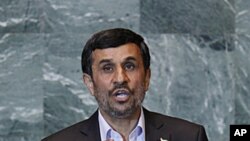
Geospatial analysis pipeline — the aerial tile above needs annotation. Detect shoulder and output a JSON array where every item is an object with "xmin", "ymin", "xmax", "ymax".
[
  {"xmin": 41, "ymin": 111, "xmax": 98, "ymax": 141},
  {"xmin": 144, "ymin": 108, "xmax": 208, "ymax": 141},
  {"xmin": 144, "ymin": 108, "xmax": 203, "ymax": 128},
  {"xmin": 41, "ymin": 120, "xmax": 88, "ymax": 141}
]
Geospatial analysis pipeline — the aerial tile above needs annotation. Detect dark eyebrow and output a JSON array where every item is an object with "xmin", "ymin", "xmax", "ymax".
[
  {"xmin": 125, "ymin": 56, "xmax": 136, "ymax": 62},
  {"xmin": 98, "ymin": 57, "xmax": 136, "ymax": 65},
  {"xmin": 99, "ymin": 59, "xmax": 113, "ymax": 65}
]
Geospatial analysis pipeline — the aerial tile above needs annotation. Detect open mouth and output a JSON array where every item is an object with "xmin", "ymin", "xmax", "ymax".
[{"xmin": 113, "ymin": 89, "xmax": 130, "ymax": 102}]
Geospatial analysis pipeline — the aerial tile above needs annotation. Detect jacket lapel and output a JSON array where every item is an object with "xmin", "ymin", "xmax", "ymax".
[
  {"xmin": 144, "ymin": 108, "xmax": 172, "ymax": 141},
  {"xmin": 79, "ymin": 110, "xmax": 101, "ymax": 141}
]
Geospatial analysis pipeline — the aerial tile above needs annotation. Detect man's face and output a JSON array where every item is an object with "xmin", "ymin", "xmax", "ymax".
[{"xmin": 83, "ymin": 43, "xmax": 150, "ymax": 119}]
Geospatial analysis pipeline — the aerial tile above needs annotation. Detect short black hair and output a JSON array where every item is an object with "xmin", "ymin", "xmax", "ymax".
[{"xmin": 81, "ymin": 28, "xmax": 150, "ymax": 76}]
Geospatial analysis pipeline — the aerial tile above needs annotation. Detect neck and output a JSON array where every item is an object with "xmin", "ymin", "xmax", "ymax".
[{"xmin": 100, "ymin": 107, "xmax": 141, "ymax": 139}]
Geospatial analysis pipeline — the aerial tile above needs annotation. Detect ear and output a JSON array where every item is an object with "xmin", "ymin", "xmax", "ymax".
[
  {"xmin": 83, "ymin": 73, "xmax": 94, "ymax": 96},
  {"xmin": 144, "ymin": 69, "xmax": 151, "ymax": 91}
]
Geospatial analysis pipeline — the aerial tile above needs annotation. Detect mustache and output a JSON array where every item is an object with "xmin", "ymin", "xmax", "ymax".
[{"xmin": 110, "ymin": 82, "xmax": 132, "ymax": 94}]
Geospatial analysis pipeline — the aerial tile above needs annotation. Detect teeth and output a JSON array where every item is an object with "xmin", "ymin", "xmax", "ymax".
[
  {"xmin": 114, "ymin": 89, "xmax": 129, "ymax": 95},
  {"xmin": 116, "ymin": 92, "xmax": 128, "ymax": 96},
  {"xmin": 116, "ymin": 93, "xmax": 128, "ymax": 97}
]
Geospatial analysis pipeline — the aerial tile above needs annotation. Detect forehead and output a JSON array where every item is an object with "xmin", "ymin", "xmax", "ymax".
[{"xmin": 92, "ymin": 43, "xmax": 142, "ymax": 63}]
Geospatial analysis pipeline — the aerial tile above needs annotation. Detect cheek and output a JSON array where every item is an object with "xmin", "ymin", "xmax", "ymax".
[
  {"xmin": 93, "ymin": 77, "xmax": 112, "ymax": 93},
  {"xmin": 129, "ymin": 73, "xmax": 146, "ymax": 86}
]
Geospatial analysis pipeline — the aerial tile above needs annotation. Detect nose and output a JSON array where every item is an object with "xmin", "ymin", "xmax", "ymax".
[{"xmin": 113, "ymin": 66, "xmax": 129, "ymax": 84}]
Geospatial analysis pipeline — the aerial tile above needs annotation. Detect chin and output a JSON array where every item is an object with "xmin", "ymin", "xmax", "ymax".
[{"xmin": 108, "ymin": 105, "xmax": 140, "ymax": 119}]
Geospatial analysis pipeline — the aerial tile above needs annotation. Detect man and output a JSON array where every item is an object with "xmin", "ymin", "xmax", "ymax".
[{"xmin": 42, "ymin": 28, "xmax": 209, "ymax": 141}]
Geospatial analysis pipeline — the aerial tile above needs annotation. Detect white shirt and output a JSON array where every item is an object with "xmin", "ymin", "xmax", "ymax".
[{"xmin": 98, "ymin": 108, "xmax": 145, "ymax": 141}]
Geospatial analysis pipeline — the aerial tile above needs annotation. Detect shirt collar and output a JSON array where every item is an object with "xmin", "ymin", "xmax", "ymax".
[{"xmin": 98, "ymin": 108, "xmax": 145, "ymax": 141}]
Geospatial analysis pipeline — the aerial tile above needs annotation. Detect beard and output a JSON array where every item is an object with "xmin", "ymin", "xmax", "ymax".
[{"xmin": 93, "ymin": 82, "xmax": 146, "ymax": 119}]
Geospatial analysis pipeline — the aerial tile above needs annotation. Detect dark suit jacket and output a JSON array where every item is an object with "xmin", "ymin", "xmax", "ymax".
[{"xmin": 42, "ymin": 108, "xmax": 208, "ymax": 141}]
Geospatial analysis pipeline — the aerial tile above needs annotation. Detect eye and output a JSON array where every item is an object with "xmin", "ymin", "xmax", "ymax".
[
  {"xmin": 102, "ymin": 64, "xmax": 114, "ymax": 73},
  {"xmin": 124, "ymin": 62, "xmax": 135, "ymax": 71}
]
